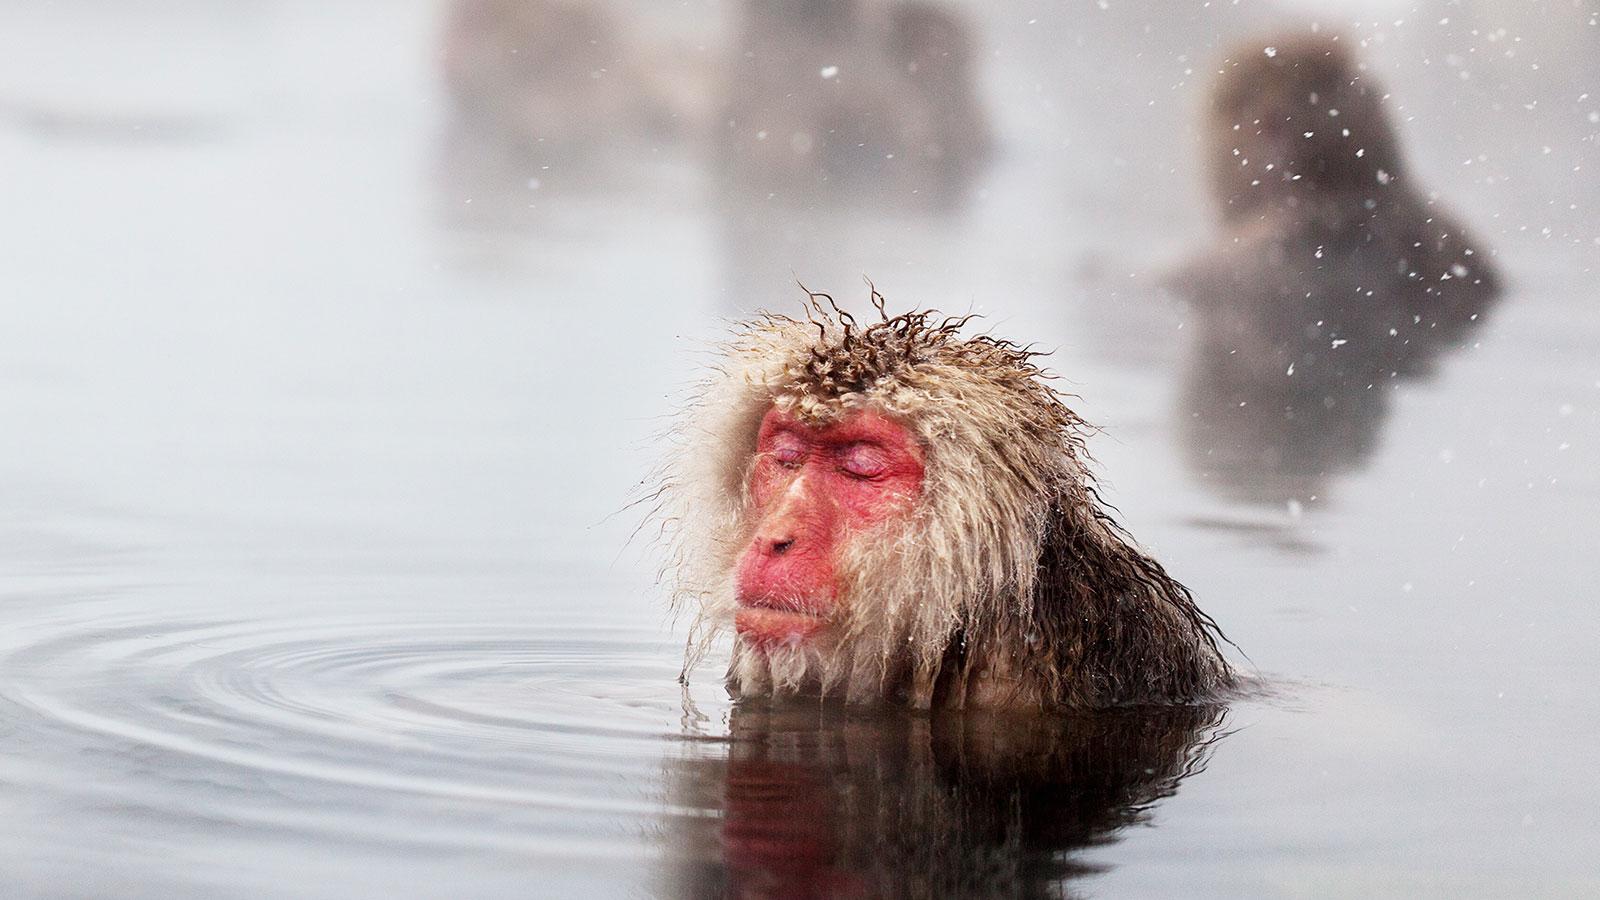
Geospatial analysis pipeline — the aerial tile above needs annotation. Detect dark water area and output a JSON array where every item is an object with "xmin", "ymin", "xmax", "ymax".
[{"xmin": 1, "ymin": 1, "xmax": 1598, "ymax": 896}]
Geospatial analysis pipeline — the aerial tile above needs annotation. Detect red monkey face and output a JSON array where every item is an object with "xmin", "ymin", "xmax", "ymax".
[{"xmin": 734, "ymin": 407, "xmax": 925, "ymax": 650}]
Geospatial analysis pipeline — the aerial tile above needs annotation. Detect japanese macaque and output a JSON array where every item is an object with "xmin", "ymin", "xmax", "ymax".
[
  {"xmin": 440, "ymin": 0, "xmax": 688, "ymax": 155},
  {"xmin": 434, "ymin": 0, "xmax": 717, "ymax": 232},
  {"xmin": 661, "ymin": 702, "xmax": 1226, "ymax": 896},
  {"xmin": 717, "ymin": 0, "xmax": 993, "ymax": 209},
  {"xmin": 1170, "ymin": 33, "xmax": 1502, "ymax": 502},
  {"xmin": 656, "ymin": 298, "xmax": 1234, "ymax": 709}
]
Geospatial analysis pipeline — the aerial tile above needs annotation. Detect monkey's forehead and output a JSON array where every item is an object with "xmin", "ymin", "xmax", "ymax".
[
  {"xmin": 762, "ymin": 362, "xmax": 1048, "ymax": 436},
  {"xmin": 770, "ymin": 387, "xmax": 883, "ymax": 425},
  {"xmin": 748, "ymin": 348, "xmax": 914, "ymax": 419}
]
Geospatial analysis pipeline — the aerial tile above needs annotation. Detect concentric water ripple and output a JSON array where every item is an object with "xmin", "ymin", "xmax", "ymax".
[{"xmin": 0, "ymin": 611, "xmax": 730, "ymax": 876}]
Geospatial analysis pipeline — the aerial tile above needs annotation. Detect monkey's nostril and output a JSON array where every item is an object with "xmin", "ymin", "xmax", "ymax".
[{"xmin": 770, "ymin": 539, "xmax": 794, "ymax": 555}]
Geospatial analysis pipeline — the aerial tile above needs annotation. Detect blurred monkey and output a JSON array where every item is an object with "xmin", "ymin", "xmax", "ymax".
[{"xmin": 1171, "ymin": 33, "xmax": 1502, "ymax": 502}]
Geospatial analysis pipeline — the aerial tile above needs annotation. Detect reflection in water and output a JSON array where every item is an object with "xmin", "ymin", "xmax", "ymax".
[
  {"xmin": 1169, "ymin": 33, "xmax": 1503, "ymax": 504},
  {"xmin": 666, "ymin": 701, "xmax": 1227, "ymax": 898}
]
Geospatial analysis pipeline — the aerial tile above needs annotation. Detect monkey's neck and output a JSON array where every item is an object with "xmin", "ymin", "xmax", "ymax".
[{"xmin": 929, "ymin": 647, "xmax": 1046, "ymax": 710}]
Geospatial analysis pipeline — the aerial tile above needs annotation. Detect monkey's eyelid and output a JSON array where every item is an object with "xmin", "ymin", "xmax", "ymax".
[
  {"xmin": 837, "ymin": 447, "xmax": 892, "ymax": 478},
  {"xmin": 766, "ymin": 448, "xmax": 806, "ymax": 467}
]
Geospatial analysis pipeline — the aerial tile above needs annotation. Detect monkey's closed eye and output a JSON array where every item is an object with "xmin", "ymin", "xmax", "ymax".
[
  {"xmin": 761, "ymin": 429, "xmax": 810, "ymax": 468},
  {"xmin": 838, "ymin": 444, "xmax": 890, "ymax": 479},
  {"xmin": 770, "ymin": 446, "xmax": 806, "ymax": 468}
]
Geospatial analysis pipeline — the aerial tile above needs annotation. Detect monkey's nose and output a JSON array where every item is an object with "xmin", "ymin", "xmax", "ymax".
[{"xmin": 753, "ymin": 529, "xmax": 796, "ymax": 556}]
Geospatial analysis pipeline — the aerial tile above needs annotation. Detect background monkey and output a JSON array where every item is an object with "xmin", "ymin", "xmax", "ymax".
[
  {"xmin": 717, "ymin": 0, "xmax": 993, "ymax": 210},
  {"xmin": 1171, "ymin": 33, "xmax": 1503, "ymax": 502}
]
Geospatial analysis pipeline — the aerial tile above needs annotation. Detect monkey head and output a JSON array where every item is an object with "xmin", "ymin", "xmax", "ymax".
[
  {"xmin": 1206, "ymin": 33, "xmax": 1406, "ymax": 223},
  {"xmin": 656, "ymin": 298, "xmax": 1232, "ymax": 708},
  {"xmin": 888, "ymin": 3, "xmax": 978, "ymax": 79}
]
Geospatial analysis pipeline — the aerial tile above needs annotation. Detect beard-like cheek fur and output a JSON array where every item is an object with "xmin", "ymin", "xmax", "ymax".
[
  {"xmin": 729, "ymin": 630, "xmax": 916, "ymax": 705},
  {"xmin": 725, "ymin": 521, "xmax": 953, "ymax": 704}
]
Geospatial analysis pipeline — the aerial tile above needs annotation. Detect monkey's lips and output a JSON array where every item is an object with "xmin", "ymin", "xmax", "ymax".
[{"xmin": 734, "ymin": 595, "xmax": 831, "ymax": 648}]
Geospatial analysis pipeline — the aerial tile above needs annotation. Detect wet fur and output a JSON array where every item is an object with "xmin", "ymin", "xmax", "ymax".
[{"xmin": 654, "ymin": 293, "xmax": 1234, "ymax": 709}]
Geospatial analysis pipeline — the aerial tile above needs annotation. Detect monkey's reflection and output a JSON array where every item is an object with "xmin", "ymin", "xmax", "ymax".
[
  {"xmin": 667, "ymin": 702, "xmax": 1226, "ymax": 898},
  {"xmin": 1170, "ymin": 34, "xmax": 1502, "ymax": 504}
]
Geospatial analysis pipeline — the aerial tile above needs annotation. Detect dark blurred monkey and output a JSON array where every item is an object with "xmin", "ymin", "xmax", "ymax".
[
  {"xmin": 884, "ymin": 3, "xmax": 993, "ymax": 188},
  {"xmin": 434, "ymin": 0, "xmax": 716, "ymax": 231},
  {"xmin": 1194, "ymin": 33, "xmax": 1500, "ymax": 356},
  {"xmin": 719, "ymin": 0, "xmax": 993, "ymax": 209},
  {"xmin": 1171, "ymin": 33, "xmax": 1502, "ymax": 502},
  {"xmin": 440, "ymin": 0, "xmax": 676, "ymax": 153}
]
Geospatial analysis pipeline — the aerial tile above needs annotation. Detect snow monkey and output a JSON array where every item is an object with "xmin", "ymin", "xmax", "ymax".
[
  {"xmin": 1180, "ymin": 32, "xmax": 1500, "ymax": 373},
  {"xmin": 440, "ymin": 0, "xmax": 691, "ymax": 155},
  {"xmin": 1170, "ymin": 33, "xmax": 1501, "ymax": 501},
  {"xmin": 718, "ymin": 0, "xmax": 993, "ymax": 209},
  {"xmin": 656, "ymin": 296, "xmax": 1234, "ymax": 709}
]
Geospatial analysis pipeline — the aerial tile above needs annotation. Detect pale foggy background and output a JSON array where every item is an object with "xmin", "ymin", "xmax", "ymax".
[{"xmin": 0, "ymin": 1, "xmax": 1596, "ymax": 897}]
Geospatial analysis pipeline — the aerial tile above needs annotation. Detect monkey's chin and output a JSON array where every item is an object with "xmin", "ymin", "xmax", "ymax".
[{"xmin": 734, "ymin": 607, "xmax": 830, "ymax": 650}]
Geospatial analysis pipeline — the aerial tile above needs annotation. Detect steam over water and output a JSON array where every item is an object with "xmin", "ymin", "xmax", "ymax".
[{"xmin": 2, "ymin": 1, "xmax": 1599, "ymax": 896}]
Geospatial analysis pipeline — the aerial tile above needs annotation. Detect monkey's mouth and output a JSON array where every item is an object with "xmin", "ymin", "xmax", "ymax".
[{"xmin": 734, "ymin": 596, "xmax": 831, "ymax": 648}]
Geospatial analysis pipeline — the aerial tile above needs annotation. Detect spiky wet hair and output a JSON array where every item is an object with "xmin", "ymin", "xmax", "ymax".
[{"xmin": 657, "ymin": 293, "xmax": 1233, "ymax": 708}]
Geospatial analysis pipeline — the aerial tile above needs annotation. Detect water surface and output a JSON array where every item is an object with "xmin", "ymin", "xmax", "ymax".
[{"xmin": 2, "ymin": 1, "xmax": 1598, "ymax": 896}]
